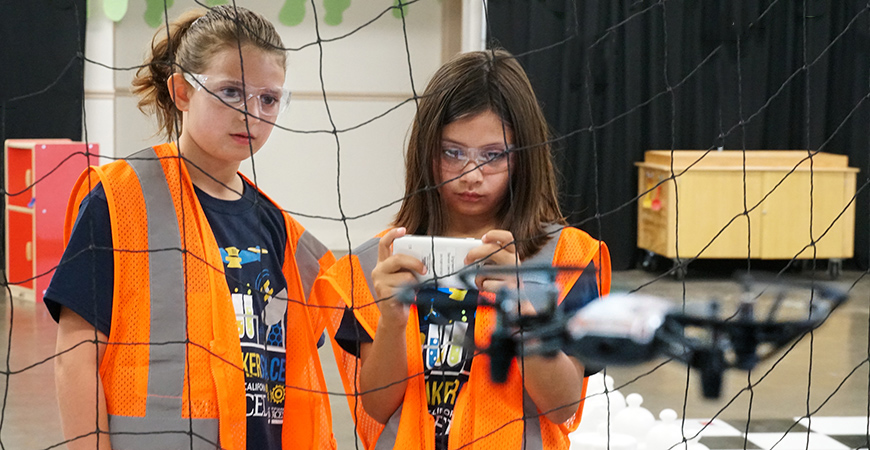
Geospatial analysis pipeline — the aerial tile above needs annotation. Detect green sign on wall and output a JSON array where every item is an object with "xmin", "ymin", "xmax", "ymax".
[{"xmin": 94, "ymin": 0, "xmax": 413, "ymax": 27}]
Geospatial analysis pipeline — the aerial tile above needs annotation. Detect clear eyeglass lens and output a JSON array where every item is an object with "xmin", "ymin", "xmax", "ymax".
[
  {"xmin": 184, "ymin": 73, "xmax": 289, "ymax": 117},
  {"xmin": 441, "ymin": 146, "xmax": 511, "ymax": 173}
]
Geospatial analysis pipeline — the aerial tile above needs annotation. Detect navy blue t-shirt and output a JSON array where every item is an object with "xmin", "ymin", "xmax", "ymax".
[{"xmin": 45, "ymin": 177, "xmax": 293, "ymax": 450}]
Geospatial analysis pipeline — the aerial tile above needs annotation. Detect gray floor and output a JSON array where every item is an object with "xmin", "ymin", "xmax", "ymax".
[{"xmin": 2, "ymin": 268, "xmax": 868, "ymax": 449}]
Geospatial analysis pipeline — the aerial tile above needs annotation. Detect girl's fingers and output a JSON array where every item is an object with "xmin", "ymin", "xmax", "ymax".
[
  {"xmin": 473, "ymin": 230, "xmax": 521, "ymax": 292},
  {"xmin": 466, "ymin": 244, "xmax": 519, "ymax": 266},
  {"xmin": 476, "ymin": 276, "xmax": 520, "ymax": 294},
  {"xmin": 372, "ymin": 229, "xmax": 427, "ymax": 301},
  {"xmin": 466, "ymin": 229, "xmax": 518, "ymax": 266},
  {"xmin": 482, "ymin": 230, "xmax": 516, "ymax": 253},
  {"xmin": 377, "ymin": 227, "xmax": 406, "ymax": 263},
  {"xmin": 378, "ymin": 253, "xmax": 427, "ymax": 276},
  {"xmin": 373, "ymin": 267, "xmax": 418, "ymax": 302}
]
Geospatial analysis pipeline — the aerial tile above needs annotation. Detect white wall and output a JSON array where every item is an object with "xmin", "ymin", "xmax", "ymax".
[
  {"xmin": 101, "ymin": 0, "xmax": 447, "ymax": 250},
  {"xmin": 82, "ymin": 0, "xmax": 115, "ymax": 159}
]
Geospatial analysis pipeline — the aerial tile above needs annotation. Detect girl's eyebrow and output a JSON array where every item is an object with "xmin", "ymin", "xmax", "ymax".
[
  {"xmin": 440, "ymin": 139, "xmax": 513, "ymax": 148},
  {"xmin": 211, "ymin": 76, "xmax": 283, "ymax": 90},
  {"xmin": 215, "ymin": 78, "xmax": 244, "ymax": 86}
]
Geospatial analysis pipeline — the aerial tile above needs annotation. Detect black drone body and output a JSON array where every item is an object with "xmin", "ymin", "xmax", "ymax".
[{"xmin": 399, "ymin": 266, "xmax": 847, "ymax": 399}]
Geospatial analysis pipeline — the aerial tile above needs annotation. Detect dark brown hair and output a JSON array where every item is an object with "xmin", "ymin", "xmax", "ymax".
[
  {"xmin": 393, "ymin": 49, "xmax": 566, "ymax": 259},
  {"xmin": 131, "ymin": 5, "xmax": 286, "ymax": 140}
]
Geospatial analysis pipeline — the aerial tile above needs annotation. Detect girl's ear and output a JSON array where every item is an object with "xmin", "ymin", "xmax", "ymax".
[{"xmin": 167, "ymin": 73, "xmax": 192, "ymax": 111}]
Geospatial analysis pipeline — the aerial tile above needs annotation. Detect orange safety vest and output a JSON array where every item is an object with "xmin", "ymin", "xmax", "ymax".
[
  {"xmin": 64, "ymin": 143, "xmax": 338, "ymax": 450},
  {"xmin": 314, "ymin": 225, "xmax": 611, "ymax": 450}
]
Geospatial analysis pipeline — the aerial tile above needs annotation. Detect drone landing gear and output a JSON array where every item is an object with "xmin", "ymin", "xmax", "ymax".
[{"xmin": 691, "ymin": 348, "xmax": 724, "ymax": 399}]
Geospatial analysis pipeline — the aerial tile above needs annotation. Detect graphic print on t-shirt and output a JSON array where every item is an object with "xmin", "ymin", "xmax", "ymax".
[
  {"xmin": 418, "ymin": 287, "xmax": 476, "ymax": 443},
  {"xmin": 223, "ymin": 245, "xmax": 288, "ymax": 424}
]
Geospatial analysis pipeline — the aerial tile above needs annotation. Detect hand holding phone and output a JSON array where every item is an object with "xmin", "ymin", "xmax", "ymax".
[{"xmin": 392, "ymin": 235, "xmax": 482, "ymax": 288}]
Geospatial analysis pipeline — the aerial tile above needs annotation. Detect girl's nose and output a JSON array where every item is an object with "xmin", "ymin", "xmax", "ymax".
[
  {"xmin": 239, "ymin": 99, "xmax": 261, "ymax": 123},
  {"xmin": 456, "ymin": 160, "xmax": 484, "ymax": 183}
]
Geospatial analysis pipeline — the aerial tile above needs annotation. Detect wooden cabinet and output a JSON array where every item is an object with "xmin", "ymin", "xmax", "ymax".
[
  {"xmin": 5, "ymin": 139, "xmax": 100, "ymax": 302},
  {"xmin": 636, "ymin": 150, "xmax": 858, "ymax": 278}
]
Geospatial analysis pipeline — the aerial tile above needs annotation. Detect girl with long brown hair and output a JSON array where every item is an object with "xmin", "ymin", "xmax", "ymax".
[{"xmin": 316, "ymin": 49, "xmax": 611, "ymax": 450}]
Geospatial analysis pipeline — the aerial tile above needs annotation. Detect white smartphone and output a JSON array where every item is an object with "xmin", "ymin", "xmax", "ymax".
[{"xmin": 392, "ymin": 235, "xmax": 482, "ymax": 288}]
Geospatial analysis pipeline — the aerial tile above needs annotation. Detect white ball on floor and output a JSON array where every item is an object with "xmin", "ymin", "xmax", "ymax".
[
  {"xmin": 644, "ymin": 409, "xmax": 684, "ymax": 450},
  {"xmin": 611, "ymin": 393, "xmax": 655, "ymax": 440},
  {"xmin": 575, "ymin": 373, "xmax": 627, "ymax": 433}
]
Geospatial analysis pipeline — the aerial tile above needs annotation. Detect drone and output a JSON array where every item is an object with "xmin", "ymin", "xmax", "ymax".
[{"xmin": 398, "ymin": 265, "xmax": 848, "ymax": 399}]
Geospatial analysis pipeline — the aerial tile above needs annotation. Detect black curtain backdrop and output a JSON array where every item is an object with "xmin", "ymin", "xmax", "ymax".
[
  {"xmin": 489, "ymin": 1, "xmax": 870, "ymax": 271},
  {"xmin": 0, "ymin": 0, "xmax": 86, "ymax": 271}
]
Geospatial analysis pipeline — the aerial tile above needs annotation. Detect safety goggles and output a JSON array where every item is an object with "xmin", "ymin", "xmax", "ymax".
[
  {"xmin": 183, "ymin": 72, "xmax": 291, "ymax": 118},
  {"xmin": 440, "ymin": 143, "xmax": 514, "ymax": 174}
]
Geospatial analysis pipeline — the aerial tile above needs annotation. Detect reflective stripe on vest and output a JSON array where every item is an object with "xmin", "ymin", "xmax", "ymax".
[
  {"xmin": 522, "ymin": 390, "xmax": 543, "ymax": 450},
  {"xmin": 526, "ymin": 224, "xmax": 563, "ymax": 265},
  {"xmin": 353, "ymin": 237, "xmax": 381, "ymax": 305},
  {"xmin": 522, "ymin": 225, "xmax": 563, "ymax": 312},
  {"xmin": 508, "ymin": 227, "xmax": 563, "ymax": 450},
  {"xmin": 375, "ymin": 405, "xmax": 404, "ymax": 450},
  {"xmin": 297, "ymin": 229, "xmax": 331, "ymax": 300},
  {"xmin": 108, "ymin": 147, "xmax": 219, "ymax": 450}
]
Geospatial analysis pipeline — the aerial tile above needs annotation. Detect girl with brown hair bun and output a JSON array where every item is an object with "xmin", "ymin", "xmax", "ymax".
[{"xmin": 48, "ymin": 6, "xmax": 338, "ymax": 450}]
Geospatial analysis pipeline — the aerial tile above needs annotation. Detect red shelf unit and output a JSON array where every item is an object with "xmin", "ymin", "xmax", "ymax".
[{"xmin": 5, "ymin": 139, "xmax": 100, "ymax": 302}]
